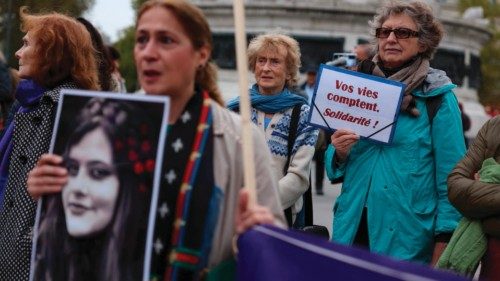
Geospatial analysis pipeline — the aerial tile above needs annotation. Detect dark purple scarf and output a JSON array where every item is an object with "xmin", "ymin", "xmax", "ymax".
[{"xmin": 0, "ymin": 79, "xmax": 46, "ymax": 209}]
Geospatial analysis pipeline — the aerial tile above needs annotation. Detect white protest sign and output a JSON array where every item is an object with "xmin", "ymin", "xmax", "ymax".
[{"xmin": 308, "ymin": 64, "xmax": 405, "ymax": 144}]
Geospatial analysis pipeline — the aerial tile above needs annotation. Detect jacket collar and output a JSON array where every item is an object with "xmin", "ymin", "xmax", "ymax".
[
  {"xmin": 413, "ymin": 68, "xmax": 456, "ymax": 98},
  {"xmin": 43, "ymin": 81, "xmax": 78, "ymax": 104}
]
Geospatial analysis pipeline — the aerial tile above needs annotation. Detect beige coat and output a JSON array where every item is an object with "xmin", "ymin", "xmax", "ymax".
[{"xmin": 209, "ymin": 102, "xmax": 285, "ymax": 267}]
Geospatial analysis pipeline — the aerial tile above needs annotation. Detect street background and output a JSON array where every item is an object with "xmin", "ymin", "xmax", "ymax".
[{"xmin": 311, "ymin": 162, "xmax": 341, "ymax": 239}]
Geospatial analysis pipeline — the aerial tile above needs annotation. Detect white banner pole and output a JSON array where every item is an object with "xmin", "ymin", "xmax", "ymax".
[{"xmin": 233, "ymin": 0, "xmax": 256, "ymax": 205}]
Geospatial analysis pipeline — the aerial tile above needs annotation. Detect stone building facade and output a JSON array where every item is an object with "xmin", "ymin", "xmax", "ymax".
[
  {"xmin": 194, "ymin": 0, "xmax": 493, "ymax": 136},
  {"xmin": 194, "ymin": 0, "xmax": 491, "ymax": 103}
]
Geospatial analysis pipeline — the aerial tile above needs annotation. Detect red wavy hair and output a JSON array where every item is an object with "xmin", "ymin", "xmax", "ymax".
[{"xmin": 20, "ymin": 7, "xmax": 99, "ymax": 90}]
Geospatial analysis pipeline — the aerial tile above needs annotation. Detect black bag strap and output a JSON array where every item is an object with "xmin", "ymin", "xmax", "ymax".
[
  {"xmin": 303, "ymin": 174, "xmax": 313, "ymax": 226},
  {"xmin": 283, "ymin": 104, "xmax": 302, "ymax": 174},
  {"xmin": 426, "ymin": 94, "xmax": 443, "ymax": 124},
  {"xmin": 425, "ymin": 94, "xmax": 443, "ymax": 176},
  {"xmin": 284, "ymin": 104, "xmax": 304, "ymax": 227}
]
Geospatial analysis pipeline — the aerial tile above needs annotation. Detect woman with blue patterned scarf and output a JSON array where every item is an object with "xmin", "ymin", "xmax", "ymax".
[{"xmin": 228, "ymin": 32, "xmax": 319, "ymax": 227}]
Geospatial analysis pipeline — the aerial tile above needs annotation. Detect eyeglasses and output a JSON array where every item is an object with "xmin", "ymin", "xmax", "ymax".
[{"xmin": 375, "ymin": 27, "xmax": 420, "ymax": 39}]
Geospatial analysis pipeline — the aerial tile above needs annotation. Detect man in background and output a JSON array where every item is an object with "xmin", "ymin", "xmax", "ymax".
[
  {"xmin": 300, "ymin": 67, "xmax": 327, "ymax": 195},
  {"xmin": 300, "ymin": 67, "xmax": 317, "ymax": 105},
  {"xmin": 353, "ymin": 43, "xmax": 373, "ymax": 62}
]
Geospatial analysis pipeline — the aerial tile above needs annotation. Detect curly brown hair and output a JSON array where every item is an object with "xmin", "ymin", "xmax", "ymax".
[
  {"xmin": 369, "ymin": 0, "xmax": 444, "ymax": 60},
  {"xmin": 19, "ymin": 7, "xmax": 99, "ymax": 90}
]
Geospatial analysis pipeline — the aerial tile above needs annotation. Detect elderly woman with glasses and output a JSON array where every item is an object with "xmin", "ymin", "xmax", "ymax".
[{"xmin": 325, "ymin": 0, "xmax": 465, "ymax": 265}]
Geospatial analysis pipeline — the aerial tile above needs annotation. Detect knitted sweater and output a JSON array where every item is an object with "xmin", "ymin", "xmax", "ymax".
[{"xmin": 251, "ymin": 104, "xmax": 318, "ymax": 217}]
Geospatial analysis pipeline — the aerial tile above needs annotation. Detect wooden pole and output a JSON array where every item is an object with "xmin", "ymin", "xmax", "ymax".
[{"xmin": 232, "ymin": 0, "xmax": 256, "ymax": 206}]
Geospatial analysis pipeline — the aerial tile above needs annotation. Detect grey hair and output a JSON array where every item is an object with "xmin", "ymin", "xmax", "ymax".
[
  {"xmin": 369, "ymin": 0, "xmax": 444, "ymax": 59},
  {"xmin": 247, "ymin": 31, "xmax": 301, "ymax": 88}
]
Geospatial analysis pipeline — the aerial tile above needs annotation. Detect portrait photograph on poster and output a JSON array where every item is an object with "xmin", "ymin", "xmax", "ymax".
[
  {"xmin": 308, "ymin": 64, "xmax": 405, "ymax": 144},
  {"xmin": 30, "ymin": 89, "xmax": 169, "ymax": 281}
]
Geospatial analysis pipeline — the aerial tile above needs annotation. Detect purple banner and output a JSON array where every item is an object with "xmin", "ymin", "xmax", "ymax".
[{"xmin": 237, "ymin": 225, "xmax": 467, "ymax": 281}]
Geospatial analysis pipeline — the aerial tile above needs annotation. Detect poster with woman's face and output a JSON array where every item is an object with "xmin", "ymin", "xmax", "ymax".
[{"xmin": 30, "ymin": 90, "xmax": 169, "ymax": 281}]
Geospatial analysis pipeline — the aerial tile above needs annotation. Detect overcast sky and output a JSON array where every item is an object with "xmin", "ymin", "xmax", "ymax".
[{"xmin": 83, "ymin": 0, "xmax": 135, "ymax": 43}]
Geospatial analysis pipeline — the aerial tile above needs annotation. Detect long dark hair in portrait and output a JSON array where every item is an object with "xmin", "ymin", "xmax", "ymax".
[{"xmin": 34, "ymin": 97, "xmax": 161, "ymax": 281}]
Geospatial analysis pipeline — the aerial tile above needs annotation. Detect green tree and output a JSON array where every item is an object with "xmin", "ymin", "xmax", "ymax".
[
  {"xmin": 479, "ymin": 33, "xmax": 500, "ymax": 105},
  {"xmin": 114, "ymin": 26, "xmax": 138, "ymax": 92},
  {"xmin": 458, "ymin": 0, "xmax": 500, "ymax": 20},
  {"xmin": 132, "ymin": 0, "xmax": 148, "ymax": 11},
  {"xmin": 112, "ymin": 0, "xmax": 146, "ymax": 92},
  {"xmin": 459, "ymin": 0, "xmax": 500, "ymax": 106},
  {"xmin": 0, "ymin": 0, "xmax": 95, "ymax": 66}
]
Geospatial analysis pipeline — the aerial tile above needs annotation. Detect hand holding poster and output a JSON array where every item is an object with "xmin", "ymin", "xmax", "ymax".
[
  {"xmin": 30, "ymin": 89, "xmax": 169, "ymax": 281},
  {"xmin": 308, "ymin": 64, "xmax": 405, "ymax": 144}
]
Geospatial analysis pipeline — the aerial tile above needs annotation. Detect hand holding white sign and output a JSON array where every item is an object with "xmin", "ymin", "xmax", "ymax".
[
  {"xmin": 308, "ymin": 64, "xmax": 405, "ymax": 144},
  {"xmin": 330, "ymin": 129, "xmax": 360, "ymax": 162}
]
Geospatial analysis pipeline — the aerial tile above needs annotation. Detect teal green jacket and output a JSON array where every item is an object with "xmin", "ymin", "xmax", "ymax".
[{"xmin": 325, "ymin": 68, "xmax": 465, "ymax": 263}]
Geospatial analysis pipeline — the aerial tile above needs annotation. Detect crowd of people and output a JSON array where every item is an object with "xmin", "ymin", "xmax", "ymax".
[{"xmin": 0, "ymin": 0, "xmax": 497, "ymax": 280}]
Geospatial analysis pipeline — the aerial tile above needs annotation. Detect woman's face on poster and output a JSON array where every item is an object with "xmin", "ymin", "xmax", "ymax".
[{"xmin": 62, "ymin": 127, "xmax": 119, "ymax": 238}]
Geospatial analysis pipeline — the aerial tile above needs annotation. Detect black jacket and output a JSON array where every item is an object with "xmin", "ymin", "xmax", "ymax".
[{"xmin": 0, "ymin": 82, "xmax": 76, "ymax": 280}]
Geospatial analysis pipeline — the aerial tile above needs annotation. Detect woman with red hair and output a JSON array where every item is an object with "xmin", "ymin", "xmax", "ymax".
[{"xmin": 0, "ymin": 7, "xmax": 98, "ymax": 280}]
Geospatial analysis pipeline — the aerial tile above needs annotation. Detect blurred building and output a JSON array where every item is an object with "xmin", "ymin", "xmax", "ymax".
[{"xmin": 194, "ymin": 0, "xmax": 493, "ymax": 138}]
